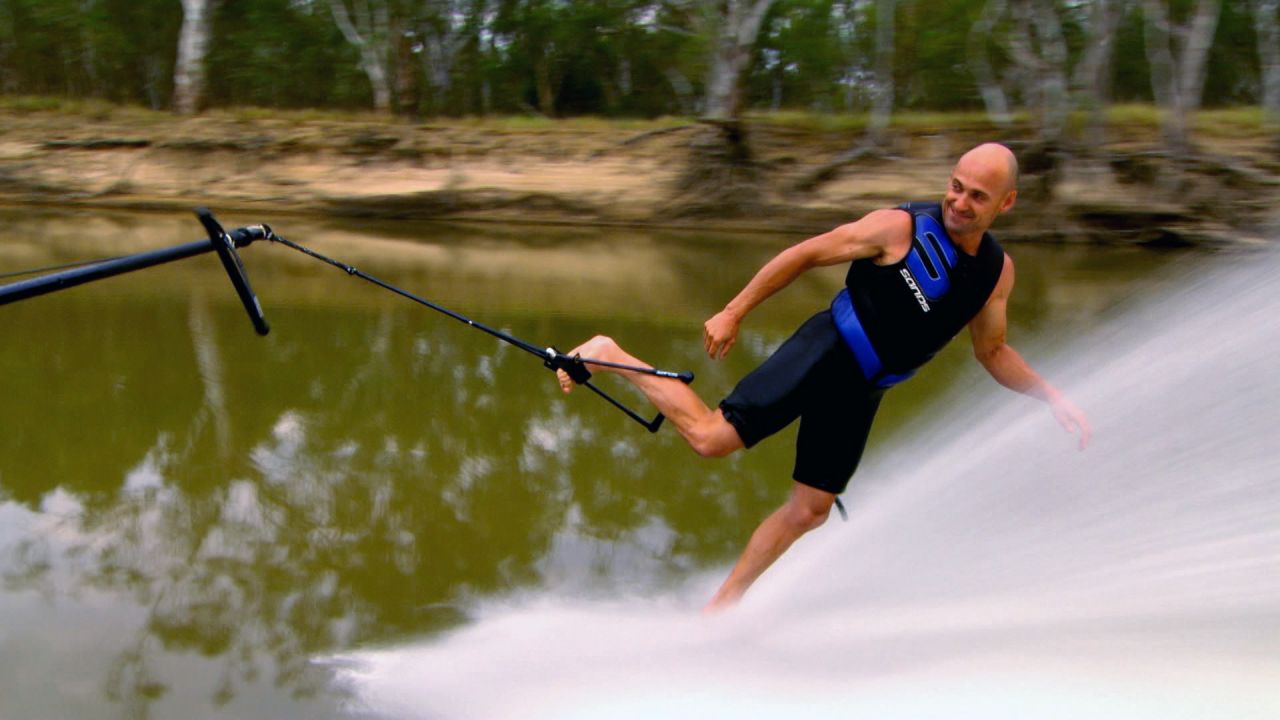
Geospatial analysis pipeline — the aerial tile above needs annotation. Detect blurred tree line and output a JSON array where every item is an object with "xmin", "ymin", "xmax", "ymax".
[{"xmin": 0, "ymin": 0, "xmax": 1274, "ymax": 125}]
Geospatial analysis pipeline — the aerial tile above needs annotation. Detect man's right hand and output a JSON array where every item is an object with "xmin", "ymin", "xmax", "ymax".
[{"xmin": 704, "ymin": 310, "xmax": 741, "ymax": 360}]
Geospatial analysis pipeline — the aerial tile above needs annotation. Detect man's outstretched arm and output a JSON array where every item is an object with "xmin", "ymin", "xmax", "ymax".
[
  {"xmin": 970, "ymin": 254, "xmax": 1092, "ymax": 449},
  {"xmin": 704, "ymin": 209, "xmax": 909, "ymax": 360}
]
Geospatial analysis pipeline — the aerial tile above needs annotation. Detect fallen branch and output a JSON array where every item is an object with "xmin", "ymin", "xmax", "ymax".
[
  {"xmin": 790, "ymin": 143, "xmax": 886, "ymax": 194},
  {"xmin": 588, "ymin": 124, "xmax": 696, "ymax": 158}
]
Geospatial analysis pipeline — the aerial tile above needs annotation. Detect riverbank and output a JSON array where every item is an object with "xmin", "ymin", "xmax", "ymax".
[{"xmin": 0, "ymin": 103, "xmax": 1276, "ymax": 244}]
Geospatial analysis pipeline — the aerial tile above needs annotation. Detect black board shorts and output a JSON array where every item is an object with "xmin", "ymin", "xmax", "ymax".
[{"xmin": 719, "ymin": 310, "xmax": 885, "ymax": 495}]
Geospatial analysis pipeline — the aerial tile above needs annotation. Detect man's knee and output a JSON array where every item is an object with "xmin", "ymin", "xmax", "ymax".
[
  {"xmin": 783, "ymin": 485, "xmax": 835, "ymax": 532},
  {"xmin": 687, "ymin": 411, "xmax": 744, "ymax": 458}
]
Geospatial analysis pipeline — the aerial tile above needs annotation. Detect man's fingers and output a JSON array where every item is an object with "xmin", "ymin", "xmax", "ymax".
[
  {"xmin": 1057, "ymin": 406, "xmax": 1091, "ymax": 451},
  {"xmin": 718, "ymin": 339, "xmax": 734, "ymax": 360},
  {"xmin": 706, "ymin": 336, "xmax": 725, "ymax": 360},
  {"xmin": 708, "ymin": 337, "xmax": 733, "ymax": 360},
  {"xmin": 704, "ymin": 312, "xmax": 739, "ymax": 361},
  {"xmin": 1076, "ymin": 416, "xmax": 1092, "ymax": 451}
]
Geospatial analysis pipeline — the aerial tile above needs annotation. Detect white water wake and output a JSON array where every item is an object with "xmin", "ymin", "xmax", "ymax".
[{"xmin": 330, "ymin": 250, "xmax": 1280, "ymax": 720}]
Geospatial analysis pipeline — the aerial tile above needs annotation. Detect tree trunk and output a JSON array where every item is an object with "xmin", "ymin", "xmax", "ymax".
[
  {"xmin": 1251, "ymin": 0, "xmax": 1280, "ymax": 128},
  {"xmin": 1031, "ymin": 0, "xmax": 1068, "ymax": 142},
  {"xmin": 702, "ymin": 0, "xmax": 774, "ymax": 121},
  {"xmin": 420, "ymin": 0, "xmax": 475, "ymax": 116},
  {"xmin": 421, "ymin": 34, "xmax": 461, "ymax": 115},
  {"xmin": 173, "ymin": 0, "xmax": 214, "ymax": 115},
  {"xmin": 867, "ymin": 0, "xmax": 895, "ymax": 145},
  {"xmin": 1177, "ymin": 0, "xmax": 1222, "ymax": 113},
  {"xmin": 1071, "ymin": 0, "xmax": 1125, "ymax": 149},
  {"xmin": 329, "ymin": 0, "xmax": 394, "ymax": 113},
  {"xmin": 79, "ymin": 0, "xmax": 101, "ymax": 97},
  {"xmin": 1141, "ymin": 0, "xmax": 1186, "ymax": 153},
  {"xmin": 395, "ymin": 27, "xmax": 417, "ymax": 117},
  {"xmin": 1006, "ymin": 0, "xmax": 1069, "ymax": 144},
  {"xmin": 968, "ymin": 0, "xmax": 1013, "ymax": 126},
  {"xmin": 1141, "ymin": 0, "xmax": 1221, "ymax": 155},
  {"xmin": 533, "ymin": 51, "xmax": 556, "ymax": 116},
  {"xmin": 669, "ymin": 0, "xmax": 775, "ymax": 217}
]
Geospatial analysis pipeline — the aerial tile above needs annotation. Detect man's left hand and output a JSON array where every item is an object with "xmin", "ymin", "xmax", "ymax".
[{"xmin": 1050, "ymin": 393, "xmax": 1091, "ymax": 450}]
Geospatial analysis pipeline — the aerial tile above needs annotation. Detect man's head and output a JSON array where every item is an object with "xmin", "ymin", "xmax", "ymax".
[{"xmin": 942, "ymin": 143, "xmax": 1018, "ymax": 241}]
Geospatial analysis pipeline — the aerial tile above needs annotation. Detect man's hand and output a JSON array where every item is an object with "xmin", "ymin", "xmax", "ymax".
[
  {"xmin": 704, "ymin": 310, "xmax": 741, "ymax": 360},
  {"xmin": 1049, "ymin": 392, "xmax": 1091, "ymax": 451}
]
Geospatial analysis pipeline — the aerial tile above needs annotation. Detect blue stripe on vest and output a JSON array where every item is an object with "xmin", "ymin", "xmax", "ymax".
[{"xmin": 831, "ymin": 288, "xmax": 915, "ymax": 389}]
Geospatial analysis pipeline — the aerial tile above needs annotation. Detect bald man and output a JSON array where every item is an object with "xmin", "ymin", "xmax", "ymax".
[{"xmin": 557, "ymin": 143, "xmax": 1090, "ymax": 611}]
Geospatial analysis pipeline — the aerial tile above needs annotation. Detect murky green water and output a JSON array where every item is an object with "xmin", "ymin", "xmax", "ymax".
[{"xmin": 0, "ymin": 207, "xmax": 1192, "ymax": 719}]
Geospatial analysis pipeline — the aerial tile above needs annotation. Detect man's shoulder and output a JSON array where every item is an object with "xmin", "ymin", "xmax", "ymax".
[
  {"xmin": 850, "ymin": 208, "xmax": 913, "ymax": 262},
  {"xmin": 894, "ymin": 201, "xmax": 940, "ymax": 214},
  {"xmin": 846, "ymin": 207, "xmax": 912, "ymax": 234}
]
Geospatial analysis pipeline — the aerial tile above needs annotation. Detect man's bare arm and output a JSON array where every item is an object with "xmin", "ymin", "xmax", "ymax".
[
  {"xmin": 705, "ymin": 209, "xmax": 909, "ymax": 360},
  {"xmin": 970, "ymin": 255, "xmax": 1092, "ymax": 449}
]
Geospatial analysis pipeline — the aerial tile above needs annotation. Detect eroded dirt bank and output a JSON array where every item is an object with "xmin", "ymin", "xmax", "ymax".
[{"xmin": 0, "ymin": 109, "xmax": 1276, "ymax": 245}]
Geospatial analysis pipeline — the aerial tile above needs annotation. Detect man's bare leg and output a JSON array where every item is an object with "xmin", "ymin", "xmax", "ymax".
[
  {"xmin": 557, "ymin": 335, "xmax": 743, "ymax": 458},
  {"xmin": 704, "ymin": 482, "xmax": 835, "ymax": 612},
  {"xmin": 557, "ymin": 336, "xmax": 831, "ymax": 610}
]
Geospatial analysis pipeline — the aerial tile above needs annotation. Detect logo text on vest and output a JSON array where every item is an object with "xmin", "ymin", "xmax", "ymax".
[{"xmin": 900, "ymin": 268, "xmax": 931, "ymax": 312}]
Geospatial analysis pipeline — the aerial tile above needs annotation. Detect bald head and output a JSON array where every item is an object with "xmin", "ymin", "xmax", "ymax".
[
  {"xmin": 941, "ymin": 142, "xmax": 1019, "ymax": 244},
  {"xmin": 956, "ymin": 142, "xmax": 1019, "ymax": 195}
]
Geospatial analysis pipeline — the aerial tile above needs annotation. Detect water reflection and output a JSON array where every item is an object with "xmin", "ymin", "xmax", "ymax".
[{"xmin": 0, "ymin": 208, "xmax": 1194, "ymax": 718}]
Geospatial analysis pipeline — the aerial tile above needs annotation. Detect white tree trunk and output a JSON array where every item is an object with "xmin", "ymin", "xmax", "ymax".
[
  {"xmin": 1141, "ymin": 0, "xmax": 1186, "ymax": 151},
  {"xmin": 1178, "ymin": 0, "xmax": 1222, "ymax": 112},
  {"xmin": 1071, "ymin": 0, "xmax": 1125, "ymax": 136},
  {"xmin": 968, "ymin": 0, "xmax": 1012, "ymax": 126},
  {"xmin": 423, "ymin": 32, "xmax": 462, "ymax": 97},
  {"xmin": 1141, "ymin": 0, "xmax": 1221, "ymax": 153},
  {"xmin": 867, "ymin": 0, "xmax": 894, "ymax": 142},
  {"xmin": 329, "ymin": 0, "xmax": 394, "ymax": 113},
  {"xmin": 1252, "ymin": 0, "xmax": 1280, "ymax": 126},
  {"xmin": 1075, "ymin": 1, "xmax": 1126, "ymax": 109},
  {"xmin": 419, "ymin": 0, "xmax": 472, "ymax": 113},
  {"xmin": 1005, "ymin": 0, "xmax": 1069, "ymax": 142},
  {"xmin": 702, "ymin": 0, "xmax": 775, "ymax": 121},
  {"xmin": 174, "ymin": 0, "xmax": 214, "ymax": 115},
  {"xmin": 1031, "ymin": 0, "xmax": 1068, "ymax": 141}
]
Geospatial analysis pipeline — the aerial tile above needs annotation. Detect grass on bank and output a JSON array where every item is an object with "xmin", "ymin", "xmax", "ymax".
[{"xmin": 0, "ymin": 95, "xmax": 1273, "ymax": 139}]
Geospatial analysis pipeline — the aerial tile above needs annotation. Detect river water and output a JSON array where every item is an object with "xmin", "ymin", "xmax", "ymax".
[{"xmin": 2, "ymin": 207, "xmax": 1271, "ymax": 719}]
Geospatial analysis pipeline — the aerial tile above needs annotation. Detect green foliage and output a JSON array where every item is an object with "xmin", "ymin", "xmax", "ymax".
[
  {"xmin": 895, "ymin": 0, "xmax": 983, "ymax": 110},
  {"xmin": 206, "ymin": 0, "xmax": 370, "ymax": 109},
  {"xmin": 0, "ymin": 0, "xmax": 181, "ymax": 107},
  {"xmin": 1110, "ymin": 3, "xmax": 1153, "ymax": 104},
  {"xmin": 1202, "ymin": 0, "xmax": 1263, "ymax": 107},
  {"xmin": 750, "ymin": 0, "xmax": 860, "ymax": 112},
  {"xmin": 0, "ymin": 0, "xmax": 1272, "ymax": 122}
]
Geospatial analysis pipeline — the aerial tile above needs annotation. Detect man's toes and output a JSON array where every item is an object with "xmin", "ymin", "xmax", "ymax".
[{"xmin": 556, "ymin": 369, "xmax": 573, "ymax": 392}]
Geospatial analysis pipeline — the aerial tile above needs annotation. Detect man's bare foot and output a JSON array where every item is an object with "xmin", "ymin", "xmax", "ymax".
[
  {"xmin": 555, "ymin": 335, "xmax": 621, "ymax": 393},
  {"xmin": 702, "ymin": 597, "xmax": 734, "ymax": 615},
  {"xmin": 702, "ymin": 587, "xmax": 742, "ymax": 614}
]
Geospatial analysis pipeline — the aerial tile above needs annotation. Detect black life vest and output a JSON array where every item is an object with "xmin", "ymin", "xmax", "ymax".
[{"xmin": 832, "ymin": 202, "xmax": 1006, "ymax": 387}]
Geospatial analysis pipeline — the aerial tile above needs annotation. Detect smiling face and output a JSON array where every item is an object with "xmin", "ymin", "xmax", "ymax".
[{"xmin": 942, "ymin": 144, "xmax": 1018, "ymax": 246}]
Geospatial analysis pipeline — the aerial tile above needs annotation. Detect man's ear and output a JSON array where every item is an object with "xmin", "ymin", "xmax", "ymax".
[{"xmin": 999, "ymin": 189, "xmax": 1017, "ymax": 215}]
